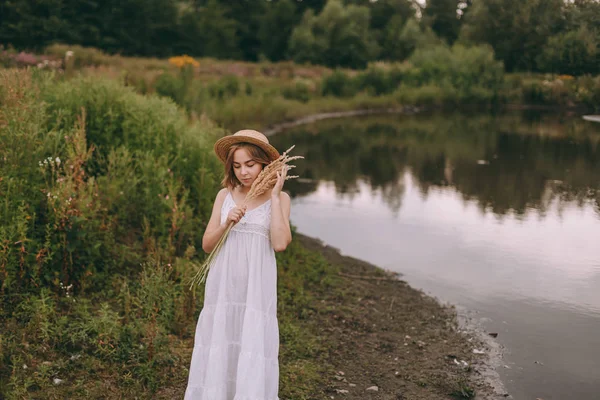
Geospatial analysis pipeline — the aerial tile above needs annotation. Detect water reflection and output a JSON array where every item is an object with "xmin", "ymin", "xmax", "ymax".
[{"xmin": 274, "ymin": 111, "xmax": 600, "ymax": 218}]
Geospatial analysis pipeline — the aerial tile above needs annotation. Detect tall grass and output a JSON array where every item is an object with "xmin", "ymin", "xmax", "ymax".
[{"xmin": 0, "ymin": 70, "xmax": 223, "ymax": 299}]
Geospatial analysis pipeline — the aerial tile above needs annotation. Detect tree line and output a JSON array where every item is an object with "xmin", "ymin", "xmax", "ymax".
[{"xmin": 0, "ymin": 0, "xmax": 598, "ymax": 74}]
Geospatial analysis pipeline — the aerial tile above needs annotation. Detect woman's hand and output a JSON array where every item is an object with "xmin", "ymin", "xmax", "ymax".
[
  {"xmin": 226, "ymin": 206, "xmax": 246, "ymax": 225},
  {"xmin": 272, "ymin": 166, "xmax": 288, "ymax": 198}
]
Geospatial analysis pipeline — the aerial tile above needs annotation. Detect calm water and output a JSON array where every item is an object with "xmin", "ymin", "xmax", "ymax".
[{"xmin": 270, "ymin": 111, "xmax": 600, "ymax": 400}]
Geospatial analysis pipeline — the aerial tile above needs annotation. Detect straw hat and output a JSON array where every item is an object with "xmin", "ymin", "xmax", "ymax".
[{"xmin": 214, "ymin": 129, "xmax": 280, "ymax": 164}]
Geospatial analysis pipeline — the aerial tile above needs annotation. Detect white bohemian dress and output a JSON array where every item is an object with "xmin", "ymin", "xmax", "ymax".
[{"xmin": 184, "ymin": 191, "xmax": 280, "ymax": 400}]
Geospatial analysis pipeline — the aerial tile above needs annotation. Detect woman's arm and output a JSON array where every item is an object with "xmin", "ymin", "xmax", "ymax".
[
  {"xmin": 270, "ymin": 168, "xmax": 292, "ymax": 252},
  {"xmin": 202, "ymin": 188, "xmax": 246, "ymax": 253}
]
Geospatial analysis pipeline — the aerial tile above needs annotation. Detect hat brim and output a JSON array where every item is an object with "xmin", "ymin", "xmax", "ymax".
[{"xmin": 214, "ymin": 135, "xmax": 280, "ymax": 164}]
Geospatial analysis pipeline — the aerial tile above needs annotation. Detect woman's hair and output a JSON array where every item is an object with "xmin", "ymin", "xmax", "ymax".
[{"xmin": 221, "ymin": 143, "xmax": 271, "ymax": 188}]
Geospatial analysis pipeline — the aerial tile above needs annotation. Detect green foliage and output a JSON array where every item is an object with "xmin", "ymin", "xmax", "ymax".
[
  {"xmin": 258, "ymin": 0, "xmax": 300, "ymax": 61},
  {"xmin": 423, "ymin": 0, "xmax": 462, "ymax": 44},
  {"xmin": 0, "ymin": 71, "xmax": 221, "ymax": 300},
  {"xmin": 281, "ymin": 81, "xmax": 312, "ymax": 103},
  {"xmin": 459, "ymin": 0, "xmax": 565, "ymax": 72},
  {"xmin": 537, "ymin": 25, "xmax": 600, "ymax": 75},
  {"xmin": 0, "ymin": 0, "xmax": 598, "ymax": 74},
  {"xmin": 177, "ymin": 0, "xmax": 241, "ymax": 59},
  {"xmin": 408, "ymin": 44, "xmax": 504, "ymax": 102},
  {"xmin": 384, "ymin": 18, "xmax": 441, "ymax": 61},
  {"xmin": 320, "ymin": 70, "xmax": 358, "ymax": 97},
  {"xmin": 289, "ymin": 0, "xmax": 379, "ymax": 68},
  {"xmin": 318, "ymin": 44, "xmax": 503, "ymax": 104},
  {"xmin": 154, "ymin": 72, "xmax": 185, "ymax": 104},
  {"xmin": 208, "ymin": 75, "xmax": 240, "ymax": 100},
  {"xmin": 45, "ymin": 44, "xmax": 111, "ymax": 68},
  {"xmin": 355, "ymin": 67, "xmax": 402, "ymax": 95}
]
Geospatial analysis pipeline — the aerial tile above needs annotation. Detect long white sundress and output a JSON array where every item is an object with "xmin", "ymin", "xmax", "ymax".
[{"xmin": 184, "ymin": 191, "xmax": 280, "ymax": 400}]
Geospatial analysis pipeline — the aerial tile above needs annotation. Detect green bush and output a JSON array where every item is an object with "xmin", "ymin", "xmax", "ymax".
[
  {"xmin": 208, "ymin": 75, "xmax": 240, "ymax": 99},
  {"xmin": 44, "ymin": 44, "xmax": 112, "ymax": 68},
  {"xmin": 356, "ymin": 67, "xmax": 394, "ymax": 95},
  {"xmin": 154, "ymin": 72, "xmax": 185, "ymax": 104},
  {"xmin": 408, "ymin": 44, "xmax": 504, "ymax": 103},
  {"xmin": 575, "ymin": 75, "xmax": 600, "ymax": 110},
  {"xmin": 320, "ymin": 70, "xmax": 357, "ymax": 97},
  {"xmin": 281, "ymin": 81, "xmax": 311, "ymax": 103},
  {"xmin": 395, "ymin": 85, "xmax": 450, "ymax": 107},
  {"xmin": 0, "ymin": 71, "xmax": 221, "ymax": 298}
]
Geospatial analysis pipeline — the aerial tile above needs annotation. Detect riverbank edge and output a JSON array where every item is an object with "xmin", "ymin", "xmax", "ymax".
[
  {"xmin": 293, "ymin": 232, "xmax": 509, "ymax": 399},
  {"xmin": 261, "ymin": 102, "xmax": 591, "ymax": 136}
]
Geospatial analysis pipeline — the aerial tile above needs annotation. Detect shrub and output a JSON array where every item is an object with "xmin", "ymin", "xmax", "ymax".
[
  {"xmin": 320, "ymin": 70, "xmax": 357, "ymax": 97},
  {"xmin": 0, "ymin": 71, "xmax": 222, "ymax": 298},
  {"xmin": 208, "ymin": 75, "xmax": 240, "ymax": 100},
  {"xmin": 356, "ymin": 67, "xmax": 394, "ymax": 95},
  {"xmin": 45, "ymin": 44, "xmax": 112, "ymax": 69},
  {"xmin": 281, "ymin": 81, "xmax": 311, "ymax": 103},
  {"xmin": 154, "ymin": 72, "xmax": 185, "ymax": 104},
  {"xmin": 409, "ymin": 44, "xmax": 504, "ymax": 103}
]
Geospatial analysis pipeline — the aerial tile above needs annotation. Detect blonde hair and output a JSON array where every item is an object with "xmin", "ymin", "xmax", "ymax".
[{"xmin": 221, "ymin": 143, "xmax": 271, "ymax": 188}]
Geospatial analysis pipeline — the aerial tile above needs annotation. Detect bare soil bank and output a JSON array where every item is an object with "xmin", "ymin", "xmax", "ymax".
[{"xmin": 295, "ymin": 233, "xmax": 506, "ymax": 400}]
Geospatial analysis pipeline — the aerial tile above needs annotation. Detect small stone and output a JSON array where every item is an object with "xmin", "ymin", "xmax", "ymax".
[
  {"xmin": 53, "ymin": 378, "xmax": 64, "ymax": 385},
  {"xmin": 337, "ymin": 371, "xmax": 345, "ymax": 376},
  {"xmin": 334, "ymin": 375, "xmax": 345, "ymax": 381},
  {"xmin": 366, "ymin": 386, "xmax": 379, "ymax": 392},
  {"xmin": 348, "ymin": 383, "xmax": 357, "ymax": 387},
  {"xmin": 335, "ymin": 389, "xmax": 349, "ymax": 394}
]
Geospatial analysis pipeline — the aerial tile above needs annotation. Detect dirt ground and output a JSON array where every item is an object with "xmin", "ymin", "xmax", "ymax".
[{"xmin": 295, "ymin": 233, "xmax": 502, "ymax": 400}]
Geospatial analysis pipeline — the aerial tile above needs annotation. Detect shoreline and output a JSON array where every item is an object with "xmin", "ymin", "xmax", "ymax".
[
  {"xmin": 263, "ymin": 106, "xmax": 422, "ymax": 136},
  {"xmin": 293, "ymin": 232, "xmax": 509, "ymax": 399},
  {"xmin": 262, "ymin": 103, "xmax": 591, "ymax": 137}
]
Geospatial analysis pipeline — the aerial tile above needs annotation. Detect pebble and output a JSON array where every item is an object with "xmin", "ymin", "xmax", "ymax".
[
  {"xmin": 335, "ymin": 389, "xmax": 349, "ymax": 394},
  {"xmin": 366, "ymin": 386, "xmax": 379, "ymax": 392}
]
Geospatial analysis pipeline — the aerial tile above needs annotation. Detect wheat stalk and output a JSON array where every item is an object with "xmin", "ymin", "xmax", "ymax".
[{"xmin": 188, "ymin": 146, "xmax": 303, "ymax": 290}]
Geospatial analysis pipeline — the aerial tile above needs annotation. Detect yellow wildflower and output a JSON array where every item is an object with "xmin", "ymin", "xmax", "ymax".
[{"xmin": 168, "ymin": 55, "xmax": 200, "ymax": 68}]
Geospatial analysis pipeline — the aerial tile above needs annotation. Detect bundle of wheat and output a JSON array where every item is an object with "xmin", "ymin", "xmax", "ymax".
[{"xmin": 189, "ymin": 146, "xmax": 303, "ymax": 290}]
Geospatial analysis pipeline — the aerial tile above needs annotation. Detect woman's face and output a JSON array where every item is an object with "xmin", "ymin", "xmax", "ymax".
[{"xmin": 233, "ymin": 147, "xmax": 263, "ymax": 188}]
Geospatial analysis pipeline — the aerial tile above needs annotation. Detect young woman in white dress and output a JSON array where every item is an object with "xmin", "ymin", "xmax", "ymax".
[{"xmin": 184, "ymin": 130, "xmax": 292, "ymax": 400}]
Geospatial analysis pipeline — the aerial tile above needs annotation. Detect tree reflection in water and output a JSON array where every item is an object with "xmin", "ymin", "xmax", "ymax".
[{"xmin": 271, "ymin": 111, "xmax": 600, "ymax": 218}]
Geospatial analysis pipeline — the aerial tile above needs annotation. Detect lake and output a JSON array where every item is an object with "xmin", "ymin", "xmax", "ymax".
[{"xmin": 270, "ymin": 110, "xmax": 600, "ymax": 400}]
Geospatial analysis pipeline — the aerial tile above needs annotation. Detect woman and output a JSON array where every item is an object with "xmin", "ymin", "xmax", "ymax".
[{"xmin": 185, "ymin": 129, "xmax": 292, "ymax": 400}]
